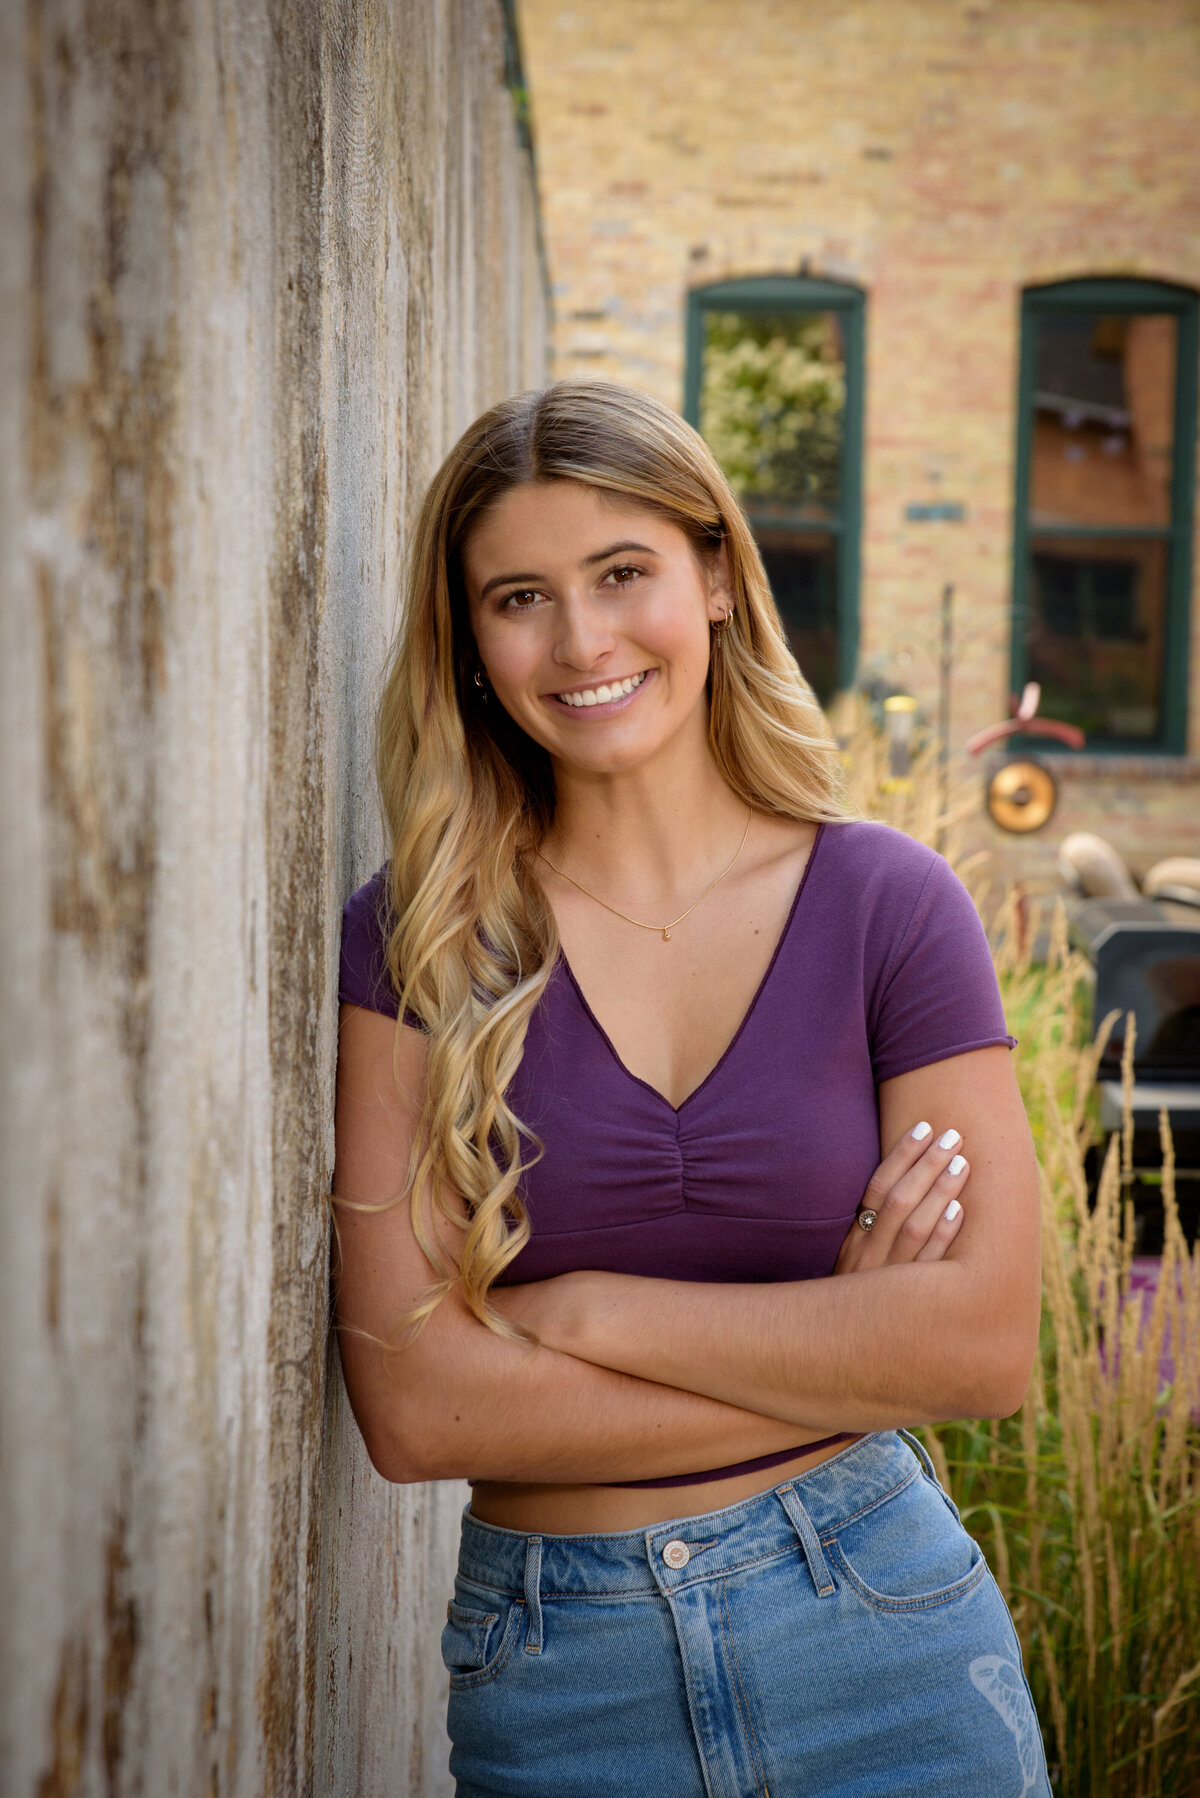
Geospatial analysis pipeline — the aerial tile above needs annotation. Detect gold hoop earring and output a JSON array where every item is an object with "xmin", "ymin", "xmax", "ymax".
[
  {"xmin": 710, "ymin": 606, "xmax": 734, "ymax": 643},
  {"xmin": 473, "ymin": 668, "xmax": 489, "ymax": 701}
]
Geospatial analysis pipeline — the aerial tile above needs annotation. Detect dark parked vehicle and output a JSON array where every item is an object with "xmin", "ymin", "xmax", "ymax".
[{"xmin": 1070, "ymin": 897, "xmax": 1200, "ymax": 1248}]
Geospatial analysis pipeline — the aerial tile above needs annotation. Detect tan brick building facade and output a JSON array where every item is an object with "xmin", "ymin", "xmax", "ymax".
[{"xmin": 517, "ymin": 0, "xmax": 1200, "ymax": 885}]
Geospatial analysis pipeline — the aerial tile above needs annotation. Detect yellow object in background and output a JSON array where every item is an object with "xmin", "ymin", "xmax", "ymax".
[{"xmin": 986, "ymin": 760, "xmax": 1058, "ymax": 833}]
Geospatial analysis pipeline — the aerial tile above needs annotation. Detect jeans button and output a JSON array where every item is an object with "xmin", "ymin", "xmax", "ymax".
[{"xmin": 662, "ymin": 1539, "xmax": 690, "ymax": 1569}]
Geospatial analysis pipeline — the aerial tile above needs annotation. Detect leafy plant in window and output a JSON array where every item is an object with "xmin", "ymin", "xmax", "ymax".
[{"xmin": 699, "ymin": 311, "xmax": 845, "ymax": 511}]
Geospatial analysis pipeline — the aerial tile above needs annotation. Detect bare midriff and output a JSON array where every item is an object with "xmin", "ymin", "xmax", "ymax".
[{"xmin": 469, "ymin": 1432, "xmax": 862, "ymax": 1534}]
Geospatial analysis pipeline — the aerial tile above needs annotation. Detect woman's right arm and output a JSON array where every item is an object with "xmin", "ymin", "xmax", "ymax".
[{"xmin": 332, "ymin": 1003, "xmax": 816, "ymax": 1485}]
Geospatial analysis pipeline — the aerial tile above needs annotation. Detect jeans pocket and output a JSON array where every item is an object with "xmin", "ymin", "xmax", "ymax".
[
  {"xmin": 441, "ymin": 1596, "xmax": 525, "ymax": 1690},
  {"xmin": 826, "ymin": 1470, "xmax": 988, "ymax": 1613}
]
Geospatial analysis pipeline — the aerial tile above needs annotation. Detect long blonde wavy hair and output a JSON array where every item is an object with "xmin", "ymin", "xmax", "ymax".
[{"xmin": 370, "ymin": 379, "xmax": 851, "ymax": 1337}]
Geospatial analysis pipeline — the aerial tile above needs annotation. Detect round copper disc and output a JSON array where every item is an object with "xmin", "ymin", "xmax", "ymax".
[{"xmin": 986, "ymin": 759, "xmax": 1057, "ymax": 833}]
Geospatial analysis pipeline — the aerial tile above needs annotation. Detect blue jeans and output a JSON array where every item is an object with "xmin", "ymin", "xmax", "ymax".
[{"xmin": 442, "ymin": 1431, "xmax": 1051, "ymax": 1797}]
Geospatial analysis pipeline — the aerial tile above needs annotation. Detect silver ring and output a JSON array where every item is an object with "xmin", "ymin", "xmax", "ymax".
[{"xmin": 857, "ymin": 1208, "xmax": 878, "ymax": 1233}]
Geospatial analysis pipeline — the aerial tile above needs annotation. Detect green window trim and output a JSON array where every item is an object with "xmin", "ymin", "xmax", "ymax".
[
  {"xmin": 1010, "ymin": 276, "xmax": 1198, "ymax": 756},
  {"xmin": 684, "ymin": 275, "xmax": 866, "ymax": 695}
]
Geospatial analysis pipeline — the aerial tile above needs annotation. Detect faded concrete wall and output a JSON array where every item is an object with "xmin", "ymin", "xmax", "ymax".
[{"xmin": 0, "ymin": 3, "xmax": 546, "ymax": 1795}]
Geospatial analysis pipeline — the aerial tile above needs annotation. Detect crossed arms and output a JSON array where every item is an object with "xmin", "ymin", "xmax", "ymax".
[{"xmin": 332, "ymin": 1004, "xmax": 1041, "ymax": 1485}]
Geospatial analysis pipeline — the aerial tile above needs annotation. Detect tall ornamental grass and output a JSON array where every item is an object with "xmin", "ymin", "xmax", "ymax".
[{"xmin": 845, "ymin": 709, "xmax": 1200, "ymax": 1794}]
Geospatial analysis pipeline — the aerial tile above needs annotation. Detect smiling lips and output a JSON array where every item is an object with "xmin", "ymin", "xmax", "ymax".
[{"xmin": 553, "ymin": 670, "xmax": 648, "ymax": 709}]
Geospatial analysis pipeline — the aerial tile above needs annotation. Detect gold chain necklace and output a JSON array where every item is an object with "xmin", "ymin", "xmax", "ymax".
[{"xmin": 536, "ymin": 807, "xmax": 754, "ymax": 942}]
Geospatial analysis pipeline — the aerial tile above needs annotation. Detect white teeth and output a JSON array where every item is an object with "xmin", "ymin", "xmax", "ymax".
[{"xmin": 558, "ymin": 671, "xmax": 646, "ymax": 707}]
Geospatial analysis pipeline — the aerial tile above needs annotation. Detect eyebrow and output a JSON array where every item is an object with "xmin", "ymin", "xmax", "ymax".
[{"xmin": 478, "ymin": 541, "xmax": 659, "ymax": 600}]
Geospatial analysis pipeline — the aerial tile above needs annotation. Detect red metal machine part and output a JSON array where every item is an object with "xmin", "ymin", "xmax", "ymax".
[
  {"xmin": 965, "ymin": 682, "xmax": 1085, "ymax": 756},
  {"xmin": 966, "ymin": 684, "xmax": 1084, "ymax": 835}
]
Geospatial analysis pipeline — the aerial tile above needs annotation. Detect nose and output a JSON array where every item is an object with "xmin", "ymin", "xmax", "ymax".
[{"xmin": 552, "ymin": 591, "xmax": 617, "ymax": 672}]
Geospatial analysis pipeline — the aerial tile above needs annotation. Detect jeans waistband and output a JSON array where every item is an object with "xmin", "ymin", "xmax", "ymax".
[{"xmin": 457, "ymin": 1430, "xmax": 931, "ymax": 1601}]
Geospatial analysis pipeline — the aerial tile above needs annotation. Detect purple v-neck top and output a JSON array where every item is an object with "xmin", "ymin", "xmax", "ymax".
[{"xmin": 339, "ymin": 821, "xmax": 1015, "ymax": 1486}]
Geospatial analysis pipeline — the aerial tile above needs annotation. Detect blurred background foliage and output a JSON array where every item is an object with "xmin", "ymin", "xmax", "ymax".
[
  {"xmin": 842, "ymin": 712, "xmax": 1200, "ymax": 1797},
  {"xmin": 699, "ymin": 310, "xmax": 845, "ymax": 513}
]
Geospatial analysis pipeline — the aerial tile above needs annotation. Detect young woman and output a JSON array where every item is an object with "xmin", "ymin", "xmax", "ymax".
[{"xmin": 333, "ymin": 380, "xmax": 1050, "ymax": 1797}]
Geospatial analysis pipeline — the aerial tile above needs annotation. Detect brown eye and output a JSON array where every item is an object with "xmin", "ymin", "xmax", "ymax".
[
  {"xmin": 606, "ymin": 565, "xmax": 641, "ymax": 586},
  {"xmin": 502, "ymin": 589, "xmax": 540, "ymax": 610}
]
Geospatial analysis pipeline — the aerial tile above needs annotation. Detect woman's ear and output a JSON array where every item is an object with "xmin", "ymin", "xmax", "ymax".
[{"xmin": 705, "ymin": 536, "xmax": 734, "ymax": 620}]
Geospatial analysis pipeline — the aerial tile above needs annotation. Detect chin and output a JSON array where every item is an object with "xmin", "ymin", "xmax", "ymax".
[{"xmin": 554, "ymin": 743, "xmax": 656, "ymax": 778}]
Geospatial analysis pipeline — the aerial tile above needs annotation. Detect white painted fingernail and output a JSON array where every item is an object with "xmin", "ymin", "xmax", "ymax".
[
  {"xmin": 911, "ymin": 1121, "xmax": 932, "ymax": 1141},
  {"xmin": 948, "ymin": 1155, "xmax": 966, "ymax": 1177},
  {"xmin": 938, "ymin": 1129, "xmax": 961, "ymax": 1150},
  {"xmin": 943, "ymin": 1198, "xmax": 962, "ymax": 1221}
]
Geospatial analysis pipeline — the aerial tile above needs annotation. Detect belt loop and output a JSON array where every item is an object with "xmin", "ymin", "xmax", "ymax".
[
  {"xmin": 523, "ymin": 1536, "xmax": 544, "ymax": 1654},
  {"xmin": 776, "ymin": 1485, "xmax": 835, "ymax": 1598},
  {"xmin": 906, "ymin": 1431, "xmax": 949, "ymax": 1488},
  {"xmin": 899, "ymin": 1427, "xmax": 962, "ymax": 1520},
  {"xmin": 899, "ymin": 1427, "xmax": 939, "ymax": 1484}
]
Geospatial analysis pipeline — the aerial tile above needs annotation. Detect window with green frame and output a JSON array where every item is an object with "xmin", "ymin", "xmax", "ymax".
[
  {"xmin": 684, "ymin": 277, "xmax": 865, "ymax": 706},
  {"xmin": 1012, "ymin": 278, "xmax": 1197, "ymax": 752}
]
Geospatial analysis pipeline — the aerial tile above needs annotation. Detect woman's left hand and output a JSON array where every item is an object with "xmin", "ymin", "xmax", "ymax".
[{"xmin": 834, "ymin": 1118, "xmax": 969, "ymax": 1277}]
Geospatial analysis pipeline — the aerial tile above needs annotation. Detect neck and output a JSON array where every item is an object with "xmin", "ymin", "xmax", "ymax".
[{"xmin": 540, "ymin": 722, "xmax": 751, "ymax": 909}]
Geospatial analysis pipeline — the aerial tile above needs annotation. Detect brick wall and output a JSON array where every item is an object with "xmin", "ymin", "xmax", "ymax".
[{"xmin": 517, "ymin": 0, "xmax": 1200, "ymax": 877}]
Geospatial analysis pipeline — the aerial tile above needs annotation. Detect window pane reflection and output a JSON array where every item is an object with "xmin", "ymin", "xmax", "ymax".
[
  {"xmin": 700, "ymin": 310, "xmax": 845, "ymax": 517},
  {"xmin": 754, "ymin": 527, "xmax": 839, "ymax": 705},
  {"xmin": 1026, "ymin": 535, "xmax": 1168, "ymax": 740},
  {"xmin": 1031, "ymin": 313, "xmax": 1177, "ymax": 529}
]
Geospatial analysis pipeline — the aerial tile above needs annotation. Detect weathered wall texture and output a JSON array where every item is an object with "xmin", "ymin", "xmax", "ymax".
[
  {"xmin": 0, "ymin": 3, "xmax": 545, "ymax": 1794},
  {"xmin": 517, "ymin": 0, "xmax": 1200, "ymax": 883}
]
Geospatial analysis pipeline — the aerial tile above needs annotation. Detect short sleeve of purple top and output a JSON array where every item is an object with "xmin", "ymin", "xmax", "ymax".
[
  {"xmin": 338, "ymin": 866, "xmax": 424, "ymax": 1030},
  {"xmin": 338, "ymin": 822, "xmax": 1016, "ymax": 1485}
]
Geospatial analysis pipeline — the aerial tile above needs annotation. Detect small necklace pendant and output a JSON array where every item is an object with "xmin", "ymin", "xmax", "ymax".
[{"xmin": 662, "ymin": 928, "xmax": 671, "ymax": 942}]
